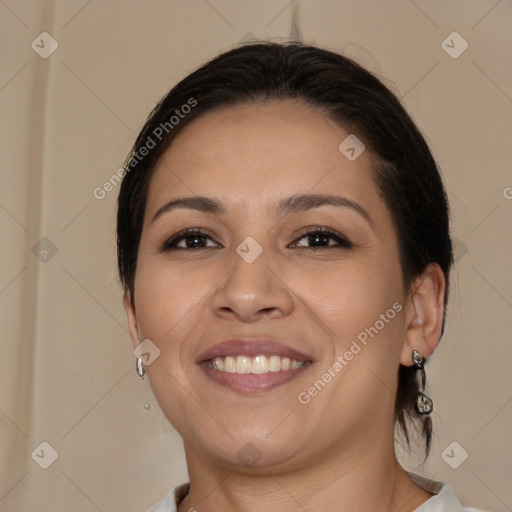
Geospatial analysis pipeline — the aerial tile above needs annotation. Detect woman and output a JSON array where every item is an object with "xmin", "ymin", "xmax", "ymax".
[{"xmin": 117, "ymin": 42, "xmax": 486, "ymax": 511}]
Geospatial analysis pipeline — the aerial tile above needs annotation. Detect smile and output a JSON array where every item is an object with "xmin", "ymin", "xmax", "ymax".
[
  {"xmin": 200, "ymin": 356, "xmax": 312, "ymax": 393},
  {"xmin": 208, "ymin": 355, "xmax": 306, "ymax": 374}
]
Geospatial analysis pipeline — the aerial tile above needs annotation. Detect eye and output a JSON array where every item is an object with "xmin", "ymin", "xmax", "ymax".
[
  {"xmin": 291, "ymin": 226, "xmax": 352, "ymax": 250},
  {"xmin": 160, "ymin": 228, "xmax": 220, "ymax": 251},
  {"xmin": 160, "ymin": 226, "xmax": 352, "ymax": 252}
]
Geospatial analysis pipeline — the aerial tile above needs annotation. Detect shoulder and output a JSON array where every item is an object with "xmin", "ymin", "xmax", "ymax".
[
  {"xmin": 141, "ymin": 482, "xmax": 190, "ymax": 512},
  {"xmin": 407, "ymin": 471, "xmax": 491, "ymax": 512}
]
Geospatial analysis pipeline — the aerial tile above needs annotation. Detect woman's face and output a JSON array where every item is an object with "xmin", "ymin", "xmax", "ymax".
[{"xmin": 125, "ymin": 100, "xmax": 413, "ymax": 471}]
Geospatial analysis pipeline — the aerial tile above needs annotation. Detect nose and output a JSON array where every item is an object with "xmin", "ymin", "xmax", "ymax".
[{"xmin": 211, "ymin": 248, "xmax": 295, "ymax": 323}]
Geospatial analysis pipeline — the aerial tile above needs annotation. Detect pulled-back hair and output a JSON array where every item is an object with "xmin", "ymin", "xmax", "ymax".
[{"xmin": 117, "ymin": 42, "xmax": 453, "ymax": 456}]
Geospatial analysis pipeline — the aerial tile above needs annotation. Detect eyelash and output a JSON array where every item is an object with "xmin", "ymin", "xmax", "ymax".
[{"xmin": 159, "ymin": 226, "xmax": 352, "ymax": 252}]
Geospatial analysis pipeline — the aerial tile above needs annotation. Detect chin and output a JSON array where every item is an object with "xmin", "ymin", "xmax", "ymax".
[{"xmin": 189, "ymin": 427, "xmax": 312, "ymax": 472}]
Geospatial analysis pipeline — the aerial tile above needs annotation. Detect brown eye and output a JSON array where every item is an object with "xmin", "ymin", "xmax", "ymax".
[
  {"xmin": 292, "ymin": 227, "xmax": 352, "ymax": 250},
  {"xmin": 160, "ymin": 229, "xmax": 220, "ymax": 251}
]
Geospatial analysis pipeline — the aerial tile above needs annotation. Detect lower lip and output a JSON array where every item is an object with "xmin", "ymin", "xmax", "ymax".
[{"xmin": 199, "ymin": 361, "xmax": 313, "ymax": 393}]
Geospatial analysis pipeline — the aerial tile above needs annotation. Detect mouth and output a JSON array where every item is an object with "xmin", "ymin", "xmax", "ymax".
[
  {"xmin": 196, "ymin": 339, "xmax": 313, "ymax": 393},
  {"xmin": 207, "ymin": 354, "xmax": 307, "ymax": 373}
]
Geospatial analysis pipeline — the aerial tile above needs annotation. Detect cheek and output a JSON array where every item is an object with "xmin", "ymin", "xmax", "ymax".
[
  {"xmin": 297, "ymin": 253, "xmax": 406, "ymax": 406},
  {"xmin": 134, "ymin": 257, "xmax": 214, "ymax": 337},
  {"xmin": 132, "ymin": 260, "xmax": 216, "ymax": 430},
  {"xmin": 296, "ymin": 258, "xmax": 403, "ymax": 340},
  {"xmin": 299, "ymin": 263, "xmax": 405, "ymax": 408}
]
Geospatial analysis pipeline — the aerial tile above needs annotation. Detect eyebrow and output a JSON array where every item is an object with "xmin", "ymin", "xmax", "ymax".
[{"xmin": 151, "ymin": 193, "xmax": 373, "ymax": 228}]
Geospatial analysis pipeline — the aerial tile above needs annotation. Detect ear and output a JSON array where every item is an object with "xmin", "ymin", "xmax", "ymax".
[
  {"xmin": 400, "ymin": 263, "xmax": 446, "ymax": 366},
  {"xmin": 123, "ymin": 289, "xmax": 140, "ymax": 351}
]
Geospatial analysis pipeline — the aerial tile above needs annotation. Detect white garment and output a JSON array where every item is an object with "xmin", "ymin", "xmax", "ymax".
[{"xmin": 144, "ymin": 472, "xmax": 489, "ymax": 512}]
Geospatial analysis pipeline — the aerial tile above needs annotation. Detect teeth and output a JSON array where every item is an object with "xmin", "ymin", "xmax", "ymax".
[
  {"xmin": 252, "ymin": 355, "xmax": 269, "ymax": 374},
  {"xmin": 235, "ymin": 355, "xmax": 252, "ymax": 374},
  {"xmin": 209, "ymin": 355, "xmax": 306, "ymax": 374},
  {"xmin": 224, "ymin": 356, "xmax": 236, "ymax": 373},
  {"xmin": 211, "ymin": 358, "xmax": 224, "ymax": 371},
  {"xmin": 269, "ymin": 355, "xmax": 281, "ymax": 372}
]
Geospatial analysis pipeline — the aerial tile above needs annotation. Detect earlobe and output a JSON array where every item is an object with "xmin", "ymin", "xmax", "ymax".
[
  {"xmin": 400, "ymin": 263, "xmax": 446, "ymax": 366},
  {"xmin": 123, "ymin": 289, "xmax": 140, "ymax": 350}
]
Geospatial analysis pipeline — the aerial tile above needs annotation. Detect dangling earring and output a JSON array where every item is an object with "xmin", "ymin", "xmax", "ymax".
[
  {"xmin": 412, "ymin": 350, "xmax": 433, "ymax": 414},
  {"xmin": 136, "ymin": 357, "xmax": 145, "ymax": 380}
]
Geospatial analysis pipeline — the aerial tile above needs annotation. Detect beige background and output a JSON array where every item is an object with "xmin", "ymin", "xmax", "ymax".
[{"xmin": 1, "ymin": 1, "xmax": 511, "ymax": 511}]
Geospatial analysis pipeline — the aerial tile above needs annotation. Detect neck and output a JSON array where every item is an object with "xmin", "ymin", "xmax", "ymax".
[{"xmin": 177, "ymin": 433, "xmax": 431, "ymax": 512}]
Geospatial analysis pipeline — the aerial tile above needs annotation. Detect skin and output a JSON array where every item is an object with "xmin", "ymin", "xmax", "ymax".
[{"xmin": 124, "ymin": 100, "xmax": 446, "ymax": 512}]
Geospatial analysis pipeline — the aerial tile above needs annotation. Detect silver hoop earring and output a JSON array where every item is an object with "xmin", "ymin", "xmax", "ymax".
[
  {"xmin": 136, "ymin": 358, "xmax": 145, "ymax": 380},
  {"xmin": 412, "ymin": 350, "xmax": 433, "ymax": 415}
]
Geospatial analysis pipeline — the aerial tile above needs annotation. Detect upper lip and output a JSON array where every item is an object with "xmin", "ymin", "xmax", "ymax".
[{"xmin": 196, "ymin": 337, "xmax": 312, "ymax": 364}]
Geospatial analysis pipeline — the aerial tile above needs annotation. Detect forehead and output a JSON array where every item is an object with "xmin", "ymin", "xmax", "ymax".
[{"xmin": 145, "ymin": 100, "xmax": 383, "ymax": 219}]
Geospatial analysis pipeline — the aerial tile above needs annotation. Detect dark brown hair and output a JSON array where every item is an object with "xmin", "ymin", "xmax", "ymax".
[{"xmin": 117, "ymin": 41, "xmax": 453, "ymax": 456}]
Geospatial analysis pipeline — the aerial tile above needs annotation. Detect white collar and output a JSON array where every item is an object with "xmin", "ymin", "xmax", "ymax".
[{"xmin": 146, "ymin": 472, "xmax": 484, "ymax": 511}]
